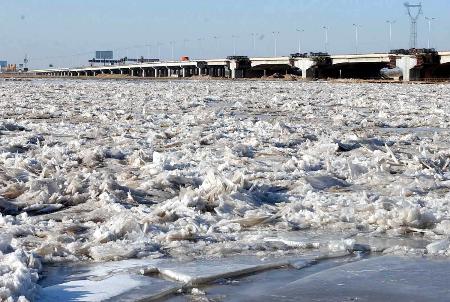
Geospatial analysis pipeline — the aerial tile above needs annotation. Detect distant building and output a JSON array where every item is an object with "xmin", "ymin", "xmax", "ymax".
[
  {"xmin": 95, "ymin": 51, "xmax": 113, "ymax": 60},
  {"xmin": 0, "ymin": 61, "xmax": 7, "ymax": 72}
]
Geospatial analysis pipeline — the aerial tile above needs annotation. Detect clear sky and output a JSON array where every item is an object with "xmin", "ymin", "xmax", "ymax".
[{"xmin": 1, "ymin": 0, "xmax": 449, "ymax": 68}]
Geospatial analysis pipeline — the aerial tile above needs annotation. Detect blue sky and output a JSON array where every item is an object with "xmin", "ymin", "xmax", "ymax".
[{"xmin": 1, "ymin": 0, "xmax": 449, "ymax": 68}]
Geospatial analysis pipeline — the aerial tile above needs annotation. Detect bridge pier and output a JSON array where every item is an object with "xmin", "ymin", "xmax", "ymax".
[
  {"xmin": 230, "ymin": 59, "xmax": 251, "ymax": 79},
  {"xmin": 396, "ymin": 56, "xmax": 417, "ymax": 82},
  {"xmin": 293, "ymin": 58, "xmax": 318, "ymax": 79}
]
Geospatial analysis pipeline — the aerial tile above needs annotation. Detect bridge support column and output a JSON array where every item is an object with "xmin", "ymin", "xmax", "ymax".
[
  {"xmin": 396, "ymin": 56, "xmax": 418, "ymax": 82},
  {"xmin": 294, "ymin": 59, "xmax": 316, "ymax": 80},
  {"xmin": 131, "ymin": 69, "xmax": 135, "ymax": 77},
  {"xmin": 182, "ymin": 67, "xmax": 187, "ymax": 77},
  {"xmin": 230, "ymin": 60, "xmax": 244, "ymax": 79}
]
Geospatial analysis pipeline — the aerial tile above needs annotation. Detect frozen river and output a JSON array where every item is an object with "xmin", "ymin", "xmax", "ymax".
[{"xmin": 1, "ymin": 79, "xmax": 450, "ymax": 301}]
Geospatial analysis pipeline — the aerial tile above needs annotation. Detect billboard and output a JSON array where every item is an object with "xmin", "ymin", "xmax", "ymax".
[
  {"xmin": 95, "ymin": 51, "xmax": 113, "ymax": 60},
  {"xmin": 0, "ymin": 61, "xmax": 7, "ymax": 68}
]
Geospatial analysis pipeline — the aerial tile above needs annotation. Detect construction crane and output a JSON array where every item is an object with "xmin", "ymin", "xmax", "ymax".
[{"xmin": 404, "ymin": 2, "xmax": 423, "ymax": 49}]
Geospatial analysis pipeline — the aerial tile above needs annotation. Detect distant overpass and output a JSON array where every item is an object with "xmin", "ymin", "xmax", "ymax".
[{"xmin": 33, "ymin": 51, "xmax": 450, "ymax": 81}]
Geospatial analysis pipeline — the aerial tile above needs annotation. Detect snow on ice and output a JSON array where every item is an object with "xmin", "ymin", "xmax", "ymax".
[{"xmin": 1, "ymin": 79, "xmax": 450, "ymax": 300}]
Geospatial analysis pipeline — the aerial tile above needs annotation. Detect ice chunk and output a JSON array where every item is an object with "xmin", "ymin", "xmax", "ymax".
[
  {"xmin": 253, "ymin": 256, "xmax": 450, "ymax": 301},
  {"xmin": 0, "ymin": 250, "xmax": 40, "ymax": 301},
  {"xmin": 426, "ymin": 240, "xmax": 450, "ymax": 254},
  {"xmin": 39, "ymin": 274, "xmax": 179, "ymax": 302},
  {"xmin": 434, "ymin": 220, "xmax": 450, "ymax": 235},
  {"xmin": 305, "ymin": 175, "xmax": 349, "ymax": 191},
  {"xmin": 158, "ymin": 257, "xmax": 290, "ymax": 285}
]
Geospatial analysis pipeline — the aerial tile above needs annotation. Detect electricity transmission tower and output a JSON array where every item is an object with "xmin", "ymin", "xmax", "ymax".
[{"xmin": 404, "ymin": 2, "xmax": 422, "ymax": 49}]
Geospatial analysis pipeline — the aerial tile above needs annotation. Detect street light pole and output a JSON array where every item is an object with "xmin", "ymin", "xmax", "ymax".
[
  {"xmin": 296, "ymin": 29, "xmax": 304, "ymax": 53},
  {"xmin": 251, "ymin": 33, "xmax": 257, "ymax": 55},
  {"xmin": 170, "ymin": 41, "xmax": 175, "ymax": 61},
  {"xmin": 232, "ymin": 35, "xmax": 238, "ymax": 56},
  {"xmin": 386, "ymin": 20, "xmax": 396, "ymax": 52},
  {"xmin": 197, "ymin": 38, "xmax": 204, "ymax": 58},
  {"xmin": 157, "ymin": 42, "xmax": 162, "ymax": 60},
  {"xmin": 425, "ymin": 17, "xmax": 436, "ymax": 49},
  {"xmin": 213, "ymin": 36, "xmax": 219, "ymax": 57},
  {"xmin": 322, "ymin": 26, "xmax": 329, "ymax": 53},
  {"xmin": 352, "ymin": 24, "xmax": 362, "ymax": 54},
  {"xmin": 272, "ymin": 31, "xmax": 280, "ymax": 56},
  {"xmin": 183, "ymin": 39, "xmax": 189, "ymax": 54}
]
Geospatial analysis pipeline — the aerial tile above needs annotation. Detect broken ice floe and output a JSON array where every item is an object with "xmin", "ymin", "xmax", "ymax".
[{"xmin": 2, "ymin": 79, "xmax": 450, "ymax": 300}]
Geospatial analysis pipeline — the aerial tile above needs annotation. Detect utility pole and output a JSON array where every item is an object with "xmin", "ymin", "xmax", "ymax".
[
  {"xmin": 272, "ymin": 31, "xmax": 280, "ymax": 56},
  {"xmin": 386, "ymin": 20, "xmax": 396, "ymax": 51},
  {"xmin": 296, "ymin": 28, "xmax": 304, "ymax": 53},
  {"xmin": 352, "ymin": 24, "xmax": 362, "ymax": 54},
  {"xmin": 322, "ymin": 26, "xmax": 329, "ymax": 53},
  {"xmin": 404, "ymin": 2, "xmax": 423, "ymax": 49},
  {"xmin": 425, "ymin": 17, "xmax": 436, "ymax": 49}
]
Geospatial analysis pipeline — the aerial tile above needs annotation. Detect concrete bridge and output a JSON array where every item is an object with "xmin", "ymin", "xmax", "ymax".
[{"xmin": 34, "ymin": 51, "xmax": 450, "ymax": 81}]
